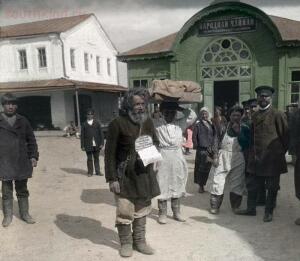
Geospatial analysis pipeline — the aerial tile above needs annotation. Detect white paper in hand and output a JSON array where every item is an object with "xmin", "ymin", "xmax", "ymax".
[{"xmin": 135, "ymin": 135, "xmax": 162, "ymax": 167}]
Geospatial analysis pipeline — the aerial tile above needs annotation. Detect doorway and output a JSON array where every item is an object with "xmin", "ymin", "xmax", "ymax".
[
  {"xmin": 214, "ymin": 80, "xmax": 239, "ymax": 110},
  {"xmin": 18, "ymin": 96, "xmax": 52, "ymax": 130}
]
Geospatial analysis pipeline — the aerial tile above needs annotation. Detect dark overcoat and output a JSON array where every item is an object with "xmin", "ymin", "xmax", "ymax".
[
  {"xmin": 289, "ymin": 108, "xmax": 300, "ymax": 199},
  {"xmin": 0, "ymin": 113, "xmax": 39, "ymax": 181},
  {"xmin": 247, "ymin": 107, "xmax": 288, "ymax": 177},
  {"xmin": 80, "ymin": 120, "xmax": 104, "ymax": 151},
  {"xmin": 105, "ymin": 115, "xmax": 160, "ymax": 200}
]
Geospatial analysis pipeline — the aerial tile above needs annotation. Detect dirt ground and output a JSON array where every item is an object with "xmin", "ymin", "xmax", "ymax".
[{"xmin": 0, "ymin": 136, "xmax": 300, "ymax": 261}]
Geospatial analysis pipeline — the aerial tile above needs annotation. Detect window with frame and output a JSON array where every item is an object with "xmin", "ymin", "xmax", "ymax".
[
  {"xmin": 84, "ymin": 53, "xmax": 89, "ymax": 72},
  {"xmin": 291, "ymin": 71, "xmax": 300, "ymax": 103},
  {"xmin": 107, "ymin": 58, "xmax": 111, "ymax": 76},
  {"xmin": 133, "ymin": 79, "xmax": 148, "ymax": 88},
  {"xmin": 18, "ymin": 49, "xmax": 28, "ymax": 69},
  {"xmin": 70, "ymin": 49, "xmax": 75, "ymax": 69},
  {"xmin": 38, "ymin": 47, "xmax": 47, "ymax": 68},
  {"xmin": 96, "ymin": 56, "xmax": 101, "ymax": 74}
]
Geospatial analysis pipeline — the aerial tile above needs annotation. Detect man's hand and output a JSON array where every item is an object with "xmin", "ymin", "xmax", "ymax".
[
  {"xmin": 109, "ymin": 181, "xmax": 120, "ymax": 194},
  {"xmin": 31, "ymin": 158, "xmax": 37, "ymax": 168}
]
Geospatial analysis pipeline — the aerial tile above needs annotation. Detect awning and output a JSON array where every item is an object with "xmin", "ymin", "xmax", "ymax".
[{"xmin": 0, "ymin": 78, "xmax": 128, "ymax": 93}]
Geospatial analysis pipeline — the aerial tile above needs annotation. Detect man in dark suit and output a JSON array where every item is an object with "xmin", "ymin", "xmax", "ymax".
[
  {"xmin": 236, "ymin": 86, "xmax": 288, "ymax": 222},
  {"xmin": 0, "ymin": 93, "xmax": 39, "ymax": 227},
  {"xmin": 80, "ymin": 109, "xmax": 104, "ymax": 176}
]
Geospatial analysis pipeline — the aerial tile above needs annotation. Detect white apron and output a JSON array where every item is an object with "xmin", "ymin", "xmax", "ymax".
[
  {"xmin": 209, "ymin": 131, "xmax": 246, "ymax": 196},
  {"xmin": 154, "ymin": 118, "xmax": 189, "ymax": 200}
]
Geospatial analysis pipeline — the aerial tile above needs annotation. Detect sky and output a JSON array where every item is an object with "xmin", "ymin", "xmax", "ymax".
[{"xmin": 0, "ymin": 0, "xmax": 300, "ymax": 52}]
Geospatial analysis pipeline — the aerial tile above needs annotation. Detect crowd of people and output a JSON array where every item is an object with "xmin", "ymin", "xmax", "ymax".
[{"xmin": 0, "ymin": 86, "xmax": 300, "ymax": 258}]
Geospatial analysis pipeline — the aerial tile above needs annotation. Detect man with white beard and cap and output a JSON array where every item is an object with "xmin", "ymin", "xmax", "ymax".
[{"xmin": 105, "ymin": 88, "xmax": 160, "ymax": 257}]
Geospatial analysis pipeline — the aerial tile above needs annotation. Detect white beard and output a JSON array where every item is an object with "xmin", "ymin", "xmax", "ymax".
[{"xmin": 128, "ymin": 110, "xmax": 147, "ymax": 125}]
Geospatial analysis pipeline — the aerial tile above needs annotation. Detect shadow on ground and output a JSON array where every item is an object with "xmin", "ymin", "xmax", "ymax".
[
  {"xmin": 81, "ymin": 189, "xmax": 115, "ymax": 206},
  {"xmin": 179, "ymin": 163, "xmax": 300, "ymax": 260},
  {"xmin": 61, "ymin": 168, "xmax": 87, "ymax": 175},
  {"xmin": 55, "ymin": 214, "xmax": 119, "ymax": 250}
]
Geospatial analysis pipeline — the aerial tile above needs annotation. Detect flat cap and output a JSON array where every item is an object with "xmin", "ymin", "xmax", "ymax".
[
  {"xmin": 255, "ymin": 86, "xmax": 275, "ymax": 96},
  {"xmin": 247, "ymin": 98, "xmax": 257, "ymax": 107},
  {"xmin": 1, "ymin": 92, "xmax": 17, "ymax": 105}
]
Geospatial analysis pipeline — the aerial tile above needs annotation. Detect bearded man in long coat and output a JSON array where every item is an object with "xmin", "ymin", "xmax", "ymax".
[
  {"xmin": 0, "ymin": 93, "xmax": 39, "ymax": 227},
  {"xmin": 105, "ymin": 88, "xmax": 160, "ymax": 257},
  {"xmin": 237, "ymin": 86, "xmax": 288, "ymax": 222}
]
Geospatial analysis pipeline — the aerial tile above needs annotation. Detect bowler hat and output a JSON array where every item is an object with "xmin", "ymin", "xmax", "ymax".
[
  {"xmin": 255, "ymin": 86, "xmax": 275, "ymax": 96},
  {"xmin": 1, "ymin": 92, "xmax": 17, "ymax": 105}
]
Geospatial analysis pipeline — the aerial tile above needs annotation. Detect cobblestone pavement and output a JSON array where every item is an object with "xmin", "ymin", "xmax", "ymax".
[{"xmin": 0, "ymin": 137, "xmax": 299, "ymax": 261}]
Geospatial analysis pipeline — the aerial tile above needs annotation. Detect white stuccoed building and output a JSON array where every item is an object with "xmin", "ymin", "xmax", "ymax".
[{"xmin": 0, "ymin": 14, "xmax": 127, "ymax": 130}]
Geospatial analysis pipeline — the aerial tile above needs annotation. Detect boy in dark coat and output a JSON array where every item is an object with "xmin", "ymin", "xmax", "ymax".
[
  {"xmin": 80, "ymin": 109, "xmax": 104, "ymax": 176},
  {"xmin": 0, "ymin": 93, "xmax": 39, "ymax": 227}
]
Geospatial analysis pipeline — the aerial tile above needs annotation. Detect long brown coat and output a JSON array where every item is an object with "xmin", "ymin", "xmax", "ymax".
[
  {"xmin": 105, "ymin": 115, "xmax": 160, "ymax": 200},
  {"xmin": 247, "ymin": 107, "xmax": 288, "ymax": 177},
  {"xmin": 0, "ymin": 113, "xmax": 39, "ymax": 181}
]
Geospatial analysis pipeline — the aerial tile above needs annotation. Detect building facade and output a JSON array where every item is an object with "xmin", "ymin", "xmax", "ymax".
[
  {"xmin": 0, "ymin": 14, "xmax": 126, "ymax": 130},
  {"xmin": 119, "ymin": 1, "xmax": 300, "ymax": 113}
]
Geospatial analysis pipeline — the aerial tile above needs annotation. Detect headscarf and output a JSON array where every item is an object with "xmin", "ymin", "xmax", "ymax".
[{"xmin": 199, "ymin": 107, "xmax": 212, "ymax": 123}]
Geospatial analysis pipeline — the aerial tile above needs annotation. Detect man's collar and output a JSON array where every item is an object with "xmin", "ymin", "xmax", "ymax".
[{"xmin": 258, "ymin": 104, "xmax": 271, "ymax": 111}]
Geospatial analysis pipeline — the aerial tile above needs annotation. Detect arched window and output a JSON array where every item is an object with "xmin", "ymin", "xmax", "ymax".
[{"xmin": 201, "ymin": 37, "xmax": 252, "ymax": 79}]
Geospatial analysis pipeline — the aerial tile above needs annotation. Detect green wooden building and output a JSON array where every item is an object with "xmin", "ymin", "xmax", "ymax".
[{"xmin": 119, "ymin": 1, "xmax": 300, "ymax": 112}]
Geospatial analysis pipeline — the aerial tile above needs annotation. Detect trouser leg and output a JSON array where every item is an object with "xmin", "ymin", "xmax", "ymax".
[
  {"xmin": 263, "ymin": 176, "xmax": 280, "ymax": 222},
  {"xmin": 2, "ymin": 180, "xmax": 13, "ymax": 200},
  {"xmin": 235, "ymin": 175, "xmax": 257, "ymax": 216},
  {"xmin": 230, "ymin": 192, "xmax": 243, "ymax": 211},
  {"xmin": 256, "ymin": 181, "xmax": 266, "ymax": 206},
  {"xmin": 86, "ymin": 151, "xmax": 93, "ymax": 175},
  {"xmin": 93, "ymin": 149, "xmax": 101, "ymax": 175},
  {"xmin": 15, "ymin": 179, "xmax": 29, "ymax": 199},
  {"xmin": 2, "ymin": 181, "xmax": 13, "ymax": 227}
]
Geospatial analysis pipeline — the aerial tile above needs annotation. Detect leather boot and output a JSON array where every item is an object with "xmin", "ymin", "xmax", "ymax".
[
  {"xmin": 295, "ymin": 218, "xmax": 300, "ymax": 226},
  {"xmin": 235, "ymin": 190, "xmax": 257, "ymax": 216},
  {"xmin": 230, "ymin": 192, "xmax": 242, "ymax": 212},
  {"xmin": 210, "ymin": 194, "xmax": 223, "ymax": 214},
  {"xmin": 171, "ymin": 198, "xmax": 185, "ymax": 222},
  {"xmin": 116, "ymin": 224, "xmax": 133, "ymax": 257},
  {"xmin": 18, "ymin": 198, "xmax": 35, "ymax": 224},
  {"xmin": 157, "ymin": 200, "xmax": 167, "ymax": 224},
  {"xmin": 2, "ymin": 199, "xmax": 13, "ymax": 227},
  {"xmin": 132, "ymin": 217, "xmax": 154, "ymax": 255},
  {"xmin": 263, "ymin": 190, "xmax": 277, "ymax": 222}
]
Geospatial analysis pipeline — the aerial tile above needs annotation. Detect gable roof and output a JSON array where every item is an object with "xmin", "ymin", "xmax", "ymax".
[
  {"xmin": 120, "ymin": 15, "xmax": 300, "ymax": 59},
  {"xmin": 269, "ymin": 15, "xmax": 300, "ymax": 41},
  {"xmin": 0, "ymin": 14, "xmax": 93, "ymax": 38}
]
